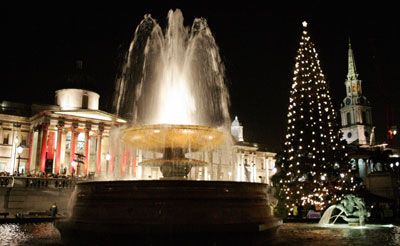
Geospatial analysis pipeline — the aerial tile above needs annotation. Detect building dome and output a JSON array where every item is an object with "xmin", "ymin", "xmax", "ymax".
[
  {"xmin": 55, "ymin": 89, "xmax": 99, "ymax": 110},
  {"xmin": 231, "ymin": 116, "xmax": 244, "ymax": 142},
  {"xmin": 231, "ymin": 116, "xmax": 240, "ymax": 127}
]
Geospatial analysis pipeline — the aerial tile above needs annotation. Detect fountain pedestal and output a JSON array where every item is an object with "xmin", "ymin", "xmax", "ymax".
[
  {"xmin": 57, "ymin": 180, "xmax": 282, "ymax": 244},
  {"xmin": 122, "ymin": 124, "xmax": 224, "ymax": 179}
]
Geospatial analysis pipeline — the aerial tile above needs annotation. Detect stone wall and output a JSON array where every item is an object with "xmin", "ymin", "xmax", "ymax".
[
  {"xmin": 0, "ymin": 177, "xmax": 74, "ymax": 216},
  {"xmin": 366, "ymin": 172, "xmax": 397, "ymax": 200}
]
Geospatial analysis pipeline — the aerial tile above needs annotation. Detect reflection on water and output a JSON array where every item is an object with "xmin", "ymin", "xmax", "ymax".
[
  {"xmin": 273, "ymin": 223, "xmax": 400, "ymax": 246},
  {"xmin": 0, "ymin": 223, "xmax": 399, "ymax": 245},
  {"xmin": 0, "ymin": 223, "xmax": 61, "ymax": 245}
]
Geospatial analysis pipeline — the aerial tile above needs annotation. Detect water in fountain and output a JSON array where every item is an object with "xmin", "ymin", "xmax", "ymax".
[
  {"xmin": 113, "ymin": 9, "xmax": 230, "ymax": 127},
  {"xmin": 318, "ymin": 205, "xmax": 336, "ymax": 225},
  {"xmin": 111, "ymin": 9, "xmax": 232, "ymax": 180}
]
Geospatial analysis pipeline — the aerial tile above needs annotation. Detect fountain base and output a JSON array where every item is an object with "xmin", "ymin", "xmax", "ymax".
[
  {"xmin": 140, "ymin": 148, "xmax": 208, "ymax": 179},
  {"xmin": 56, "ymin": 180, "xmax": 281, "ymax": 243}
]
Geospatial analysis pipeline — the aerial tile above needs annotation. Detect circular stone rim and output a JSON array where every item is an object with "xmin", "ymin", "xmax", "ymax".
[{"xmin": 122, "ymin": 124, "xmax": 225, "ymax": 152}]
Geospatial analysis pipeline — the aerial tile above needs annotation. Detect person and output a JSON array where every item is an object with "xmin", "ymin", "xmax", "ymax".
[
  {"xmin": 293, "ymin": 204, "xmax": 298, "ymax": 217},
  {"xmin": 50, "ymin": 203, "xmax": 58, "ymax": 218}
]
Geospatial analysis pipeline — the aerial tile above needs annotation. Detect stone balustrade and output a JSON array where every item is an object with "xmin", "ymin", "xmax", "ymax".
[{"xmin": 0, "ymin": 176, "xmax": 77, "ymax": 188}]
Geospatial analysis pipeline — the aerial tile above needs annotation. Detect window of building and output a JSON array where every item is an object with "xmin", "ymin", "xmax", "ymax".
[
  {"xmin": 3, "ymin": 133, "xmax": 9, "ymax": 145},
  {"xmin": 347, "ymin": 132, "xmax": 352, "ymax": 138},
  {"xmin": 20, "ymin": 135, "xmax": 27, "ymax": 146},
  {"xmin": 82, "ymin": 94, "xmax": 89, "ymax": 109},
  {"xmin": 346, "ymin": 112, "xmax": 351, "ymax": 126},
  {"xmin": 362, "ymin": 111, "xmax": 367, "ymax": 124},
  {"xmin": 65, "ymin": 132, "xmax": 72, "ymax": 150},
  {"xmin": 77, "ymin": 132, "xmax": 85, "ymax": 153}
]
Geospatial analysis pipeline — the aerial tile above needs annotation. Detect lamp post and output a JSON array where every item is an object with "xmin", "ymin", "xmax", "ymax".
[
  {"xmin": 16, "ymin": 145, "xmax": 23, "ymax": 175},
  {"xmin": 106, "ymin": 153, "xmax": 111, "ymax": 177}
]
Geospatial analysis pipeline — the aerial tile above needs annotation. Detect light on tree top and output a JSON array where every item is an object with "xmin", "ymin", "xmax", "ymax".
[{"xmin": 302, "ymin": 21, "xmax": 308, "ymax": 28}]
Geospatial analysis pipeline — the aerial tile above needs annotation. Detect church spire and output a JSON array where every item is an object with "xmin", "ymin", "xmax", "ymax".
[{"xmin": 347, "ymin": 38, "xmax": 358, "ymax": 80}]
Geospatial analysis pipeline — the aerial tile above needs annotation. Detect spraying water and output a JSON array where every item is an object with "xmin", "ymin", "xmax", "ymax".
[
  {"xmin": 113, "ymin": 9, "xmax": 230, "ymax": 128},
  {"xmin": 108, "ymin": 9, "xmax": 234, "ymax": 180}
]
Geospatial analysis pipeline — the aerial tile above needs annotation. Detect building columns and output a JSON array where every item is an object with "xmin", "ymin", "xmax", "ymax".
[
  {"xmin": 96, "ymin": 125, "xmax": 104, "ymax": 175},
  {"xmin": 26, "ymin": 129, "xmax": 34, "ymax": 173},
  {"xmin": 109, "ymin": 149, "xmax": 114, "ymax": 177},
  {"xmin": 55, "ymin": 121, "xmax": 64, "ymax": 174},
  {"xmin": 69, "ymin": 123, "xmax": 79, "ymax": 174},
  {"xmin": 121, "ymin": 148, "xmax": 129, "ymax": 177},
  {"xmin": 84, "ymin": 124, "xmax": 91, "ymax": 176},
  {"xmin": 39, "ymin": 123, "xmax": 49, "ymax": 173}
]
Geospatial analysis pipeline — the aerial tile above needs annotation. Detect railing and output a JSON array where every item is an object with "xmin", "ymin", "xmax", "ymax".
[
  {"xmin": 0, "ymin": 176, "xmax": 13, "ymax": 187},
  {"xmin": 0, "ymin": 176, "xmax": 77, "ymax": 188}
]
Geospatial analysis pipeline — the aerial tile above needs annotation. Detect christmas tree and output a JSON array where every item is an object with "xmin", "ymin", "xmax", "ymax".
[{"xmin": 274, "ymin": 21, "xmax": 359, "ymax": 217}]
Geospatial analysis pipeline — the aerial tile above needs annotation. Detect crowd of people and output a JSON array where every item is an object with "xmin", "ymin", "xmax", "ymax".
[{"xmin": 0, "ymin": 170, "xmax": 82, "ymax": 188}]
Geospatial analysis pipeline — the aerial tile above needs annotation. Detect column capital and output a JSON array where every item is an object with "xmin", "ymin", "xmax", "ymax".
[
  {"xmin": 85, "ymin": 123, "xmax": 92, "ymax": 132},
  {"xmin": 42, "ymin": 116, "xmax": 51, "ymax": 126},
  {"xmin": 57, "ymin": 121, "xmax": 65, "ymax": 129},
  {"xmin": 41, "ymin": 123, "xmax": 49, "ymax": 130},
  {"xmin": 71, "ymin": 122, "xmax": 79, "ymax": 131},
  {"xmin": 98, "ymin": 124, "xmax": 105, "ymax": 134}
]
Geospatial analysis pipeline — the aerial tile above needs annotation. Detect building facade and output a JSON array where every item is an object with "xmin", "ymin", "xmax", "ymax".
[
  {"xmin": 340, "ymin": 40, "xmax": 374, "ymax": 145},
  {"xmin": 0, "ymin": 89, "xmax": 126, "ymax": 177}
]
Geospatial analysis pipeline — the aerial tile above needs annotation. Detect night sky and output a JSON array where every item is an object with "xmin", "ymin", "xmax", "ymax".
[{"xmin": 3, "ymin": 2, "xmax": 400, "ymax": 152}]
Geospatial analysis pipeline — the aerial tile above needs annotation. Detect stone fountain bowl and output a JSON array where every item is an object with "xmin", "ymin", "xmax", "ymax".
[
  {"xmin": 140, "ymin": 158, "xmax": 208, "ymax": 167},
  {"xmin": 56, "ymin": 180, "xmax": 282, "ymax": 243},
  {"xmin": 122, "ymin": 124, "xmax": 225, "ymax": 152}
]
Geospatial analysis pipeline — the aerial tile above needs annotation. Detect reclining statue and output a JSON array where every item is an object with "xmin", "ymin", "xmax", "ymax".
[{"xmin": 319, "ymin": 194, "xmax": 370, "ymax": 226}]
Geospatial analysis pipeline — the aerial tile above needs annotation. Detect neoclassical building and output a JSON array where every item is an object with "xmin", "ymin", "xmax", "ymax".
[
  {"xmin": 0, "ymin": 89, "xmax": 126, "ymax": 177},
  {"xmin": 230, "ymin": 116, "xmax": 276, "ymax": 184}
]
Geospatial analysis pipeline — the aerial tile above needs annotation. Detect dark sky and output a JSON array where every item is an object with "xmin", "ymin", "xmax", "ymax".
[{"xmin": 3, "ymin": 2, "xmax": 400, "ymax": 152}]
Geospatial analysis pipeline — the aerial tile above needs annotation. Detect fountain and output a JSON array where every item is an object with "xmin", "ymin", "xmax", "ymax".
[
  {"xmin": 56, "ymin": 9, "xmax": 280, "ymax": 243},
  {"xmin": 319, "ymin": 194, "xmax": 370, "ymax": 226}
]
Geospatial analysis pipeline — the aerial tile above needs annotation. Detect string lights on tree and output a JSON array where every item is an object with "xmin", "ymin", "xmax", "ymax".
[{"xmin": 274, "ymin": 21, "xmax": 360, "ymax": 216}]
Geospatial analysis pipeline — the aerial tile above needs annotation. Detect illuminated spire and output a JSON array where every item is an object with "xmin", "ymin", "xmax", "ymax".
[{"xmin": 347, "ymin": 38, "xmax": 358, "ymax": 80}]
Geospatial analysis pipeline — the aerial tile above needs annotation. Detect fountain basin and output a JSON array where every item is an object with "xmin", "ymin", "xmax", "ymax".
[
  {"xmin": 57, "ymin": 180, "xmax": 281, "ymax": 242},
  {"xmin": 122, "ymin": 124, "xmax": 225, "ymax": 151}
]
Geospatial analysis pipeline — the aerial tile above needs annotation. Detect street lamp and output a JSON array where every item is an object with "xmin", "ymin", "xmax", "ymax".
[
  {"xmin": 105, "ymin": 153, "xmax": 111, "ymax": 176},
  {"xmin": 16, "ymin": 145, "xmax": 23, "ymax": 175}
]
